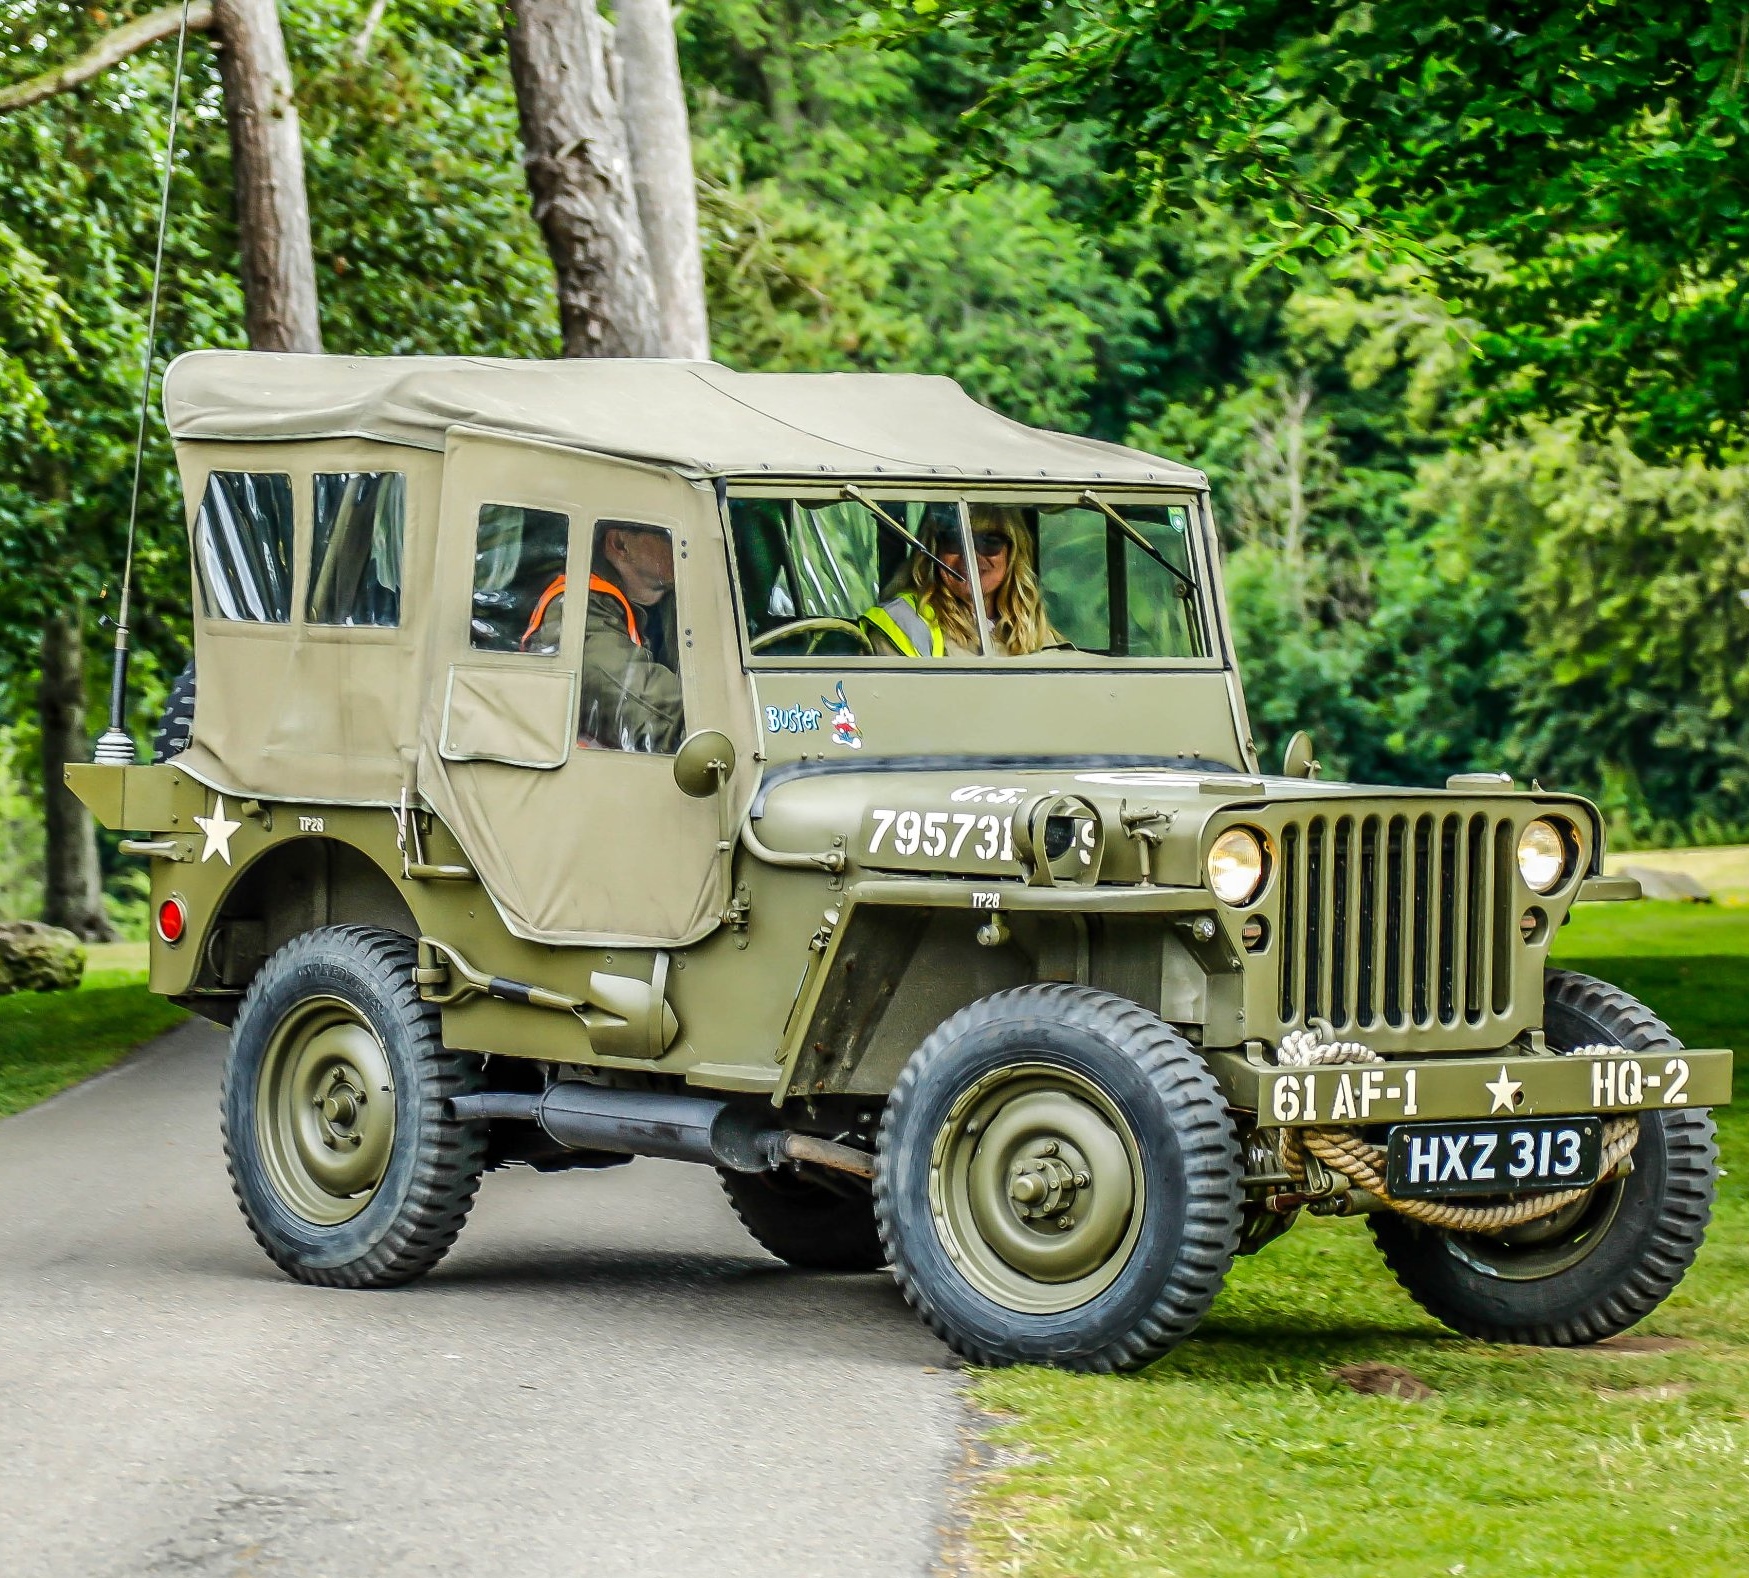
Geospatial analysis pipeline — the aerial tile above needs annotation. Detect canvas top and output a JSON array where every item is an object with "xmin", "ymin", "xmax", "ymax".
[{"xmin": 161, "ymin": 351, "xmax": 1205, "ymax": 488}]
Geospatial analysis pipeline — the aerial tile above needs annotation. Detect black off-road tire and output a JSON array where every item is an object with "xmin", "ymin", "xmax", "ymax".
[
  {"xmin": 221, "ymin": 925, "xmax": 488, "ymax": 1288},
  {"xmin": 1372, "ymin": 967, "xmax": 1717, "ymax": 1344},
  {"xmin": 876, "ymin": 984, "xmax": 1244, "ymax": 1371},
  {"xmin": 151, "ymin": 661, "xmax": 196, "ymax": 763},
  {"xmin": 718, "ymin": 1167, "xmax": 886, "ymax": 1271}
]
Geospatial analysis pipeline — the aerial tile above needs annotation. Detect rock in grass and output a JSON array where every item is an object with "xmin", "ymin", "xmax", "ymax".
[
  {"xmin": 1618, "ymin": 865, "xmax": 1712, "ymax": 902},
  {"xmin": 0, "ymin": 922, "xmax": 87, "ymax": 995}
]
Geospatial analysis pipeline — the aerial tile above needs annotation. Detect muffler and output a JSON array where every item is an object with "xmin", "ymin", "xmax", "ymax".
[{"xmin": 449, "ymin": 1085, "xmax": 874, "ymax": 1178}]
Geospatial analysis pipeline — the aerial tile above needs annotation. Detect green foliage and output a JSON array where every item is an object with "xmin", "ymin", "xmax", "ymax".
[
  {"xmin": 932, "ymin": 0, "xmax": 1749, "ymax": 462},
  {"xmin": 1415, "ymin": 428, "xmax": 1749, "ymax": 842},
  {"xmin": 0, "ymin": 725, "xmax": 44, "ymax": 919},
  {"xmin": 0, "ymin": 944, "xmax": 185, "ymax": 1115}
]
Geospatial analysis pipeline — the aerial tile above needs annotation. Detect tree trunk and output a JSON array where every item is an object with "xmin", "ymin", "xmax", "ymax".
[
  {"xmin": 613, "ymin": 0, "xmax": 709, "ymax": 359},
  {"xmin": 504, "ymin": 0, "xmax": 663, "ymax": 358},
  {"xmin": 38, "ymin": 610, "xmax": 114, "ymax": 941},
  {"xmin": 212, "ymin": 0, "xmax": 322, "ymax": 353}
]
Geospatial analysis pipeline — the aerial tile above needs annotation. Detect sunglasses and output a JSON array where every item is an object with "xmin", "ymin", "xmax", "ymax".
[{"xmin": 948, "ymin": 531, "xmax": 1012, "ymax": 559}]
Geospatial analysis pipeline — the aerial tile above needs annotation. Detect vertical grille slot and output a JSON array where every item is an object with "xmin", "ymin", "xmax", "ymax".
[
  {"xmin": 1279, "ymin": 823, "xmax": 1301, "ymax": 1023},
  {"xmin": 1492, "ymin": 820, "xmax": 1516, "ymax": 1015},
  {"xmin": 1412, "ymin": 815, "xmax": 1434, "ymax": 1026},
  {"xmin": 1383, "ymin": 815, "xmax": 1406, "ymax": 1026},
  {"xmin": 1438, "ymin": 814, "xmax": 1461, "ymax": 1024},
  {"xmin": 1330, "ymin": 817, "xmax": 1352, "ymax": 1028},
  {"xmin": 1304, "ymin": 817, "xmax": 1327, "ymax": 1021},
  {"xmin": 1464, "ymin": 813, "xmax": 1490, "ymax": 1023},
  {"xmin": 1356, "ymin": 815, "xmax": 1381, "ymax": 1028}
]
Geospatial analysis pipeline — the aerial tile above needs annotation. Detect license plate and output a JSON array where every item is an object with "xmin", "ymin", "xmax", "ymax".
[{"xmin": 1385, "ymin": 1117, "xmax": 1603, "ymax": 1199}]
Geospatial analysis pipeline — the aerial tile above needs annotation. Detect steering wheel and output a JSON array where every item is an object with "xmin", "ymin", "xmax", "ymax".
[{"xmin": 749, "ymin": 617, "xmax": 877, "ymax": 656}]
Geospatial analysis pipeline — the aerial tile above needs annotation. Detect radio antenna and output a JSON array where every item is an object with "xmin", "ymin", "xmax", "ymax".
[{"xmin": 94, "ymin": 0, "xmax": 195, "ymax": 766}]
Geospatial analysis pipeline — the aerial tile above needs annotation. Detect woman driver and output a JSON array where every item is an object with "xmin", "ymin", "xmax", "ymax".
[{"xmin": 862, "ymin": 505, "xmax": 1060, "ymax": 657}]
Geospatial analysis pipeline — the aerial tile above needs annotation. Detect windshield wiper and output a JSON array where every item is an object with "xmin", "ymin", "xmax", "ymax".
[
  {"xmin": 1080, "ymin": 490, "xmax": 1197, "ymax": 597},
  {"xmin": 842, "ymin": 484, "xmax": 970, "ymax": 589}
]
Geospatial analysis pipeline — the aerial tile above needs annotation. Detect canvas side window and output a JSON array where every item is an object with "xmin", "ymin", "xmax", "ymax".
[
  {"xmin": 579, "ymin": 520, "xmax": 686, "ymax": 755},
  {"xmin": 193, "ymin": 471, "xmax": 295, "ymax": 622},
  {"xmin": 469, "ymin": 503, "xmax": 571, "ymax": 653},
  {"xmin": 308, "ymin": 472, "xmax": 405, "ymax": 627}
]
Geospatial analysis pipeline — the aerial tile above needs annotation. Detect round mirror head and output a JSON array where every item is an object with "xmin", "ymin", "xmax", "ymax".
[
  {"xmin": 1281, "ymin": 730, "xmax": 1321, "ymax": 780},
  {"xmin": 672, "ymin": 729, "xmax": 736, "ymax": 798}
]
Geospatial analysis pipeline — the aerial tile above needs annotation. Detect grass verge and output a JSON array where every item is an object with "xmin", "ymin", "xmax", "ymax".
[
  {"xmin": 0, "ymin": 941, "xmax": 188, "ymax": 1117},
  {"xmin": 968, "ymin": 902, "xmax": 1749, "ymax": 1577}
]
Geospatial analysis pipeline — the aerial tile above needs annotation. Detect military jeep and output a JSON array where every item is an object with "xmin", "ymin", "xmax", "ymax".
[{"xmin": 70, "ymin": 351, "xmax": 1730, "ymax": 1371}]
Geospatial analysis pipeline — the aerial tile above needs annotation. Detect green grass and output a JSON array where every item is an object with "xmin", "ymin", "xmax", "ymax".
[
  {"xmin": 0, "ymin": 941, "xmax": 188, "ymax": 1117},
  {"xmin": 969, "ymin": 901, "xmax": 1749, "ymax": 1577}
]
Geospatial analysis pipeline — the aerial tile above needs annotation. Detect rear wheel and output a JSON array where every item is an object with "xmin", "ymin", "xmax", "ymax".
[
  {"xmin": 1371, "ymin": 968, "xmax": 1717, "ymax": 1344},
  {"xmin": 718, "ymin": 1166, "xmax": 885, "ymax": 1271},
  {"xmin": 221, "ymin": 926, "xmax": 487, "ymax": 1287},
  {"xmin": 876, "ymin": 985, "xmax": 1243, "ymax": 1371}
]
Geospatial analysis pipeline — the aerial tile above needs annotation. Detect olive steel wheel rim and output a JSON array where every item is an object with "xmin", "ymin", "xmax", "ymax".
[
  {"xmin": 255, "ymin": 995, "xmax": 397, "ymax": 1226},
  {"xmin": 929, "ymin": 1062, "xmax": 1144, "ymax": 1315},
  {"xmin": 1446, "ymin": 1176, "xmax": 1630, "ymax": 1282}
]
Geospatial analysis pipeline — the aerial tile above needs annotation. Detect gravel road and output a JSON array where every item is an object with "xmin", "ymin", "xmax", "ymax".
[{"xmin": 0, "ymin": 1019, "xmax": 965, "ymax": 1577}]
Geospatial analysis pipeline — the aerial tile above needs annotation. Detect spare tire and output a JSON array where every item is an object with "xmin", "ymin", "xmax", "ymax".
[{"xmin": 151, "ymin": 661, "xmax": 195, "ymax": 764}]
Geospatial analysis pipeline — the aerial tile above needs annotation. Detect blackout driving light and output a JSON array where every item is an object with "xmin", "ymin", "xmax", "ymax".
[
  {"xmin": 1207, "ymin": 827, "xmax": 1268, "ymax": 905},
  {"xmin": 1517, "ymin": 818, "xmax": 1570, "ymax": 893}
]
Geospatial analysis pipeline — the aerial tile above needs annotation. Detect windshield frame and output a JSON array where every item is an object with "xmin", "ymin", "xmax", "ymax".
[{"xmin": 722, "ymin": 481, "xmax": 1225, "ymax": 672}]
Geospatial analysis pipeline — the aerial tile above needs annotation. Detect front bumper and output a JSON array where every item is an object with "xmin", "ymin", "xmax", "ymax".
[{"xmin": 1206, "ymin": 1047, "xmax": 1734, "ymax": 1127}]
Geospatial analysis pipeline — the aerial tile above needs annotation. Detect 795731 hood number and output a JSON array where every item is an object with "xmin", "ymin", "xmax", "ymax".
[{"xmin": 866, "ymin": 807, "xmax": 1016, "ymax": 866}]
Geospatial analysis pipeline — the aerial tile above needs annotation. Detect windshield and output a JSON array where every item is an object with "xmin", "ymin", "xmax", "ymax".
[
  {"xmin": 1033, "ymin": 500, "xmax": 1206, "ymax": 658},
  {"xmin": 728, "ymin": 493, "xmax": 1208, "ymax": 661}
]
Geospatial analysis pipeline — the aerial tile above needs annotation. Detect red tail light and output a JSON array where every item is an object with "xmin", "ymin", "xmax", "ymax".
[{"xmin": 156, "ymin": 897, "xmax": 187, "ymax": 945}]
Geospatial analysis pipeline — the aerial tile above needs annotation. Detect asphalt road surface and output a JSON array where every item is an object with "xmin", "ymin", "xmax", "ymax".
[{"xmin": 0, "ymin": 1020, "xmax": 966, "ymax": 1577}]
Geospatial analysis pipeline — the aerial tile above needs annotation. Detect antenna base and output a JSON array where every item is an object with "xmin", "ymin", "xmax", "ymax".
[{"xmin": 94, "ymin": 729, "xmax": 138, "ymax": 767}]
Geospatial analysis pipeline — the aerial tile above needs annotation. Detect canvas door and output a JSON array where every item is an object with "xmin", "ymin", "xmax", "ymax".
[{"xmin": 417, "ymin": 432, "xmax": 750, "ymax": 945}]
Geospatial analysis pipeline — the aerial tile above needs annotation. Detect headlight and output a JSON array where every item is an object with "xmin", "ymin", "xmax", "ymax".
[
  {"xmin": 1208, "ymin": 827, "xmax": 1268, "ymax": 905},
  {"xmin": 1517, "ymin": 818, "xmax": 1569, "ymax": 893}
]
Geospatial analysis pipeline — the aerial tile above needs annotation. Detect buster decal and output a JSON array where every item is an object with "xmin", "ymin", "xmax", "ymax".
[{"xmin": 822, "ymin": 682, "xmax": 862, "ymax": 749}]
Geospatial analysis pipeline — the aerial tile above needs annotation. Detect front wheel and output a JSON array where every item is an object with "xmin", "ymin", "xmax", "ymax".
[
  {"xmin": 221, "ymin": 926, "xmax": 488, "ymax": 1287},
  {"xmin": 876, "ymin": 985, "xmax": 1243, "ymax": 1371},
  {"xmin": 1372, "ymin": 968, "xmax": 1718, "ymax": 1344}
]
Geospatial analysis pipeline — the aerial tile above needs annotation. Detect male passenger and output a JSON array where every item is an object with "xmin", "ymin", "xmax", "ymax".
[{"xmin": 523, "ymin": 521, "xmax": 684, "ymax": 753}]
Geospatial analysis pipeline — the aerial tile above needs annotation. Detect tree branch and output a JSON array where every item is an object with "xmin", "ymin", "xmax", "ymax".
[
  {"xmin": 351, "ymin": 0, "xmax": 390, "ymax": 64},
  {"xmin": 0, "ymin": 2, "xmax": 215, "ymax": 115}
]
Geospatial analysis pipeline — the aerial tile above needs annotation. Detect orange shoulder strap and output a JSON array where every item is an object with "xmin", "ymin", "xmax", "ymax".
[
  {"xmin": 520, "ymin": 574, "xmax": 566, "ymax": 650},
  {"xmin": 520, "ymin": 572, "xmax": 642, "ymax": 650},
  {"xmin": 587, "ymin": 573, "xmax": 641, "ymax": 647}
]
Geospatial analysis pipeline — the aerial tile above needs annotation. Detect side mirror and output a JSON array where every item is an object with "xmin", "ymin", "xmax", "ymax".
[
  {"xmin": 673, "ymin": 729, "xmax": 736, "ymax": 798},
  {"xmin": 1282, "ymin": 730, "xmax": 1321, "ymax": 780}
]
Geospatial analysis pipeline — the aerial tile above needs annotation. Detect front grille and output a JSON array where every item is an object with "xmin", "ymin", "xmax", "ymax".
[{"xmin": 1276, "ymin": 811, "xmax": 1517, "ymax": 1033}]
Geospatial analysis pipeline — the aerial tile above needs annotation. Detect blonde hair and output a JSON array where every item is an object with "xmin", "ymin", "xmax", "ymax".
[{"xmin": 907, "ymin": 506, "xmax": 1060, "ymax": 655}]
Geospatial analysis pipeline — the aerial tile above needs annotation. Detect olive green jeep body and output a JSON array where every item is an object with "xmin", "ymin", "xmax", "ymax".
[{"xmin": 69, "ymin": 352, "xmax": 1731, "ymax": 1370}]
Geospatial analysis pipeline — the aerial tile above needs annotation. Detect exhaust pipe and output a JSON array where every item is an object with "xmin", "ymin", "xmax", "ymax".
[{"xmin": 449, "ymin": 1085, "xmax": 874, "ymax": 1179}]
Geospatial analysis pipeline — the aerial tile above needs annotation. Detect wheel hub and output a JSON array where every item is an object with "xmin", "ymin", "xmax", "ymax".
[
  {"xmin": 1005, "ymin": 1143, "xmax": 1085, "ymax": 1222},
  {"xmin": 257, "ymin": 999, "xmax": 397, "ymax": 1225},
  {"xmin": 930, "ymin": 1065, "xmax": 1145, "ymax": 1315}
]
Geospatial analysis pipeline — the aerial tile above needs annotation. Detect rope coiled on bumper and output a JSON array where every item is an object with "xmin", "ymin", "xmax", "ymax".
[{"xmin": 1273, "ymin": 1027, "xmax": 1640, "ymax": 1232}]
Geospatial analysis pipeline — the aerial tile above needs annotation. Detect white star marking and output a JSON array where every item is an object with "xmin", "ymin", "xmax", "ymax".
[
  {"xmin": 1484, "ymin": 1064, "xmax": 1523, "ymax": 1114},
  {"xmin": 194, "ymin": 795, "xmax": 242, "ymax": 865}
]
